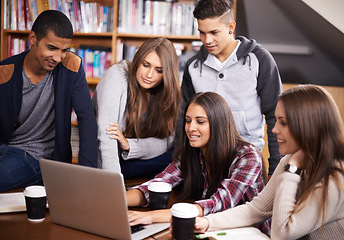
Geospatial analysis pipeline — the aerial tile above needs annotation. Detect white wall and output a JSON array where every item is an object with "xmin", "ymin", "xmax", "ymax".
[{"xmin": 302, "ymin": 0, "xmax": 344, "ymax": 33}]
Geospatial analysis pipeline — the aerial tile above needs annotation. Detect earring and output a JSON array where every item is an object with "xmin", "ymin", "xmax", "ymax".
[{"xmin": 229, "ymin": 31, "xmax": 233, "ymax": 34}]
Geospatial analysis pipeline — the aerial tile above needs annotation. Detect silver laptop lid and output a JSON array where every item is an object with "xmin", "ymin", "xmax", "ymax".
[{"xmin": 39, "ymin": 159, "xmax": 132, "ymax": 240}]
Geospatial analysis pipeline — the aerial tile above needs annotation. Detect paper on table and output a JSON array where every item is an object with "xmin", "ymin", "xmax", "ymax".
[
  {"xmin": 196, "ymin": 227, "xmax": 270, "ymax": 240},
  {"xmin": 0, "ymin": 192, "xmax": 26, "ymax": 213}
]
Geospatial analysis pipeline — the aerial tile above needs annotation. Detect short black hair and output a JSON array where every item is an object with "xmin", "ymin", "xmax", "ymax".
[
  {"xmin": 193, "ymin": 0, "xmax": 232, "ymax": 20},
  {"xmin": 31, "ymin": 10, "xmax": 73, "ymax": 42}
]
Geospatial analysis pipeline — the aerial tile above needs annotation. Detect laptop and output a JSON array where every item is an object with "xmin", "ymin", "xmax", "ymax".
[{"xmin": 39, "ymin": 159, "xmax": 169, "ymax": 240}]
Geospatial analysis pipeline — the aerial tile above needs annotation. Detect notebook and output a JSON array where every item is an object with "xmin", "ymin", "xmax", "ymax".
[{"xmin": 39, "ymin": 159, "xmax": 169, "ymax": 240}]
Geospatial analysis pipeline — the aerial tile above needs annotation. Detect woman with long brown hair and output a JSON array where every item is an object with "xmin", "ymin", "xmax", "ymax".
[
  {"xmin": 195, "ymin": 85, "xmax": 344, "ymax": 239},
  {"xmin": 93, "ymin": 37, "xmax": 181, "ymax": 179},
  {"xmin": 126, "ymin": 92, "xmax": 268, "ymax": 234}
]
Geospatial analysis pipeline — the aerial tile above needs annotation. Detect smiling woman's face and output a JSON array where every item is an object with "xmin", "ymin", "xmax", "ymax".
[
  {"xmin": 185, "ymin": 103, "xmax": 210, "ymax": 154},
  {"xmin": 272, "ymin": 101, "xmax": 300, "ymax": 155}
]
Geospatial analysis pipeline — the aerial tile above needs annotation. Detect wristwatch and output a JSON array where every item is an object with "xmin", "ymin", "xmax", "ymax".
[{"xmin": 284, "ymin": 164, "xmax": 302, "ymax": 175}]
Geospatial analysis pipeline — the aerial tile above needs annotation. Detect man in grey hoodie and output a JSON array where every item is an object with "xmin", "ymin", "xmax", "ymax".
[{"xmin": 180, "ymin": 0, "xmax": 283, "ymax": 176}]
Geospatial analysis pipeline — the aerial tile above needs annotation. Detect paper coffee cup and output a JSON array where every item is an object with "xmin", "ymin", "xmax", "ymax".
[
  {"xmin": 171, "ymin": 203, "xmax": 199, "ymax": 240},
  {"xmin": 148, "ymin": 182, "xmax": 172, "ymax": 210},
  {"xmin": 23, "ymin": 186, "xmax": 47, "ymax": 222}
]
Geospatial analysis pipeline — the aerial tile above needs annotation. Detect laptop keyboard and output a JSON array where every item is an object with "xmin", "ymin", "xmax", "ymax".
[{"xmin": 131, "ymin": 224, "xmax": 145, "ymax": 234}]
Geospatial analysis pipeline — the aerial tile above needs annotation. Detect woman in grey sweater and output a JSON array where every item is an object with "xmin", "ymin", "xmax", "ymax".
[
  {"xmin": 195, "ymin": 85, "xmax": 344, "ymax": 239},
  {"xmin": 93, "ymin": 37, "xmax": 181, "ymax": 178}
]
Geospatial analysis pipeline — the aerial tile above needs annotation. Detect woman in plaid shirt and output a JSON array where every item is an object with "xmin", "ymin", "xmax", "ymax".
[{"xmin": 126, "ymin": 92, "xmax": 270, "ymax": 234}]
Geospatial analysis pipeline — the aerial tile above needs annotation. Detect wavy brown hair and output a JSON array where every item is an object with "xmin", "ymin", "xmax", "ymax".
[
  {"xmin": 280, "ymin": 85, "xmax": 344, "ymax": 226},
  {"xmin": 179, "ymin": 92, "xmax": 251, "ymax": 200},
  {"xmin": 124, "ymin": 37, "xmax": 181, "ymax": 139}
]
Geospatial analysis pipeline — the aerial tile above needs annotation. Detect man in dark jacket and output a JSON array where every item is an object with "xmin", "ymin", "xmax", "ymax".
[{"xmin": 0, "ymin": 10, "xmax": 97, "ymax": 192}]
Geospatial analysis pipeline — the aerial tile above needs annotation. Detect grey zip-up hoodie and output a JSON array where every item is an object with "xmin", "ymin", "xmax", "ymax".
[{"xmin": 181, "ymin": 36, "xmax": 283, "ymax": 174}]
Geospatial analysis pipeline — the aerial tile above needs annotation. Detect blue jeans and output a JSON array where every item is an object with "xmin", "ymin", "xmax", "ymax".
[
  {"xmin": 120, "ymin": 148, "xmax": 173, "ymax": 179},
  {"xmin": 0, "ymin": 144, "xmax": 43, "ymax": 192}
]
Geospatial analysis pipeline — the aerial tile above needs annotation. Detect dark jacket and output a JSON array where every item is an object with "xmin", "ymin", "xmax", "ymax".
[{"xmin": 0, "ymin": 51, "xmax": 97, "ymax": 167}]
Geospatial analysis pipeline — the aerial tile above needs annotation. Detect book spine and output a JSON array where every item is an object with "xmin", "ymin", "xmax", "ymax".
[
  {"xmin": 93, "ymin": 50, "xmax": 100, "ymax": 78},
  {"xmin": 3, "ymin": 0, "xmax": 8, "ymax": 29},
  {"xmin": 144, "ymin": 0, "xmax": 151, "ymax": 34},
  {"xmin": 91, "ymin": 2, "xmax": 97, "ymax": 32},
  {"xmin": 11, "ymin": 0, "xmax": 18, "ymax": 30},
  {"xmin": 60, "ymin": 0, "xmax": 70, "ymax": 19},
  {"xmin": 76, "ymin": 1, "xmax": 82, "ymax": 32},
  {"xmin": 19, "ymin": 0, "xmax": 26, "ymax": 30},
  {"xmin": 116, "ymin": 38, "xmax": 123, "ymax": 62},
  {"xmin": 24, "ymin": 0, "xmax": 31, "ymax": 29},
  {"xmin": 79, "ymin": 1, "xmax": 88, "ymax": 33},
  {"xmin": 117, "ymin": 0, "xmax": 123, "ymax": 33},
  {"xmin": 72, "ymin": 0, "xmax": 79, "ymax": 32},
  {"xmin": 108, "ymin": 6, "xmax": 113, "ymax": 32},
  {"xmin": 102, "ymin": 6, "xmax": 108, "ymax": 32},
  {"xmin": 97, "ymin": 5, "xmax": 103, "ymax": 33},
  {"xmin": 105, "ymin": 51, "xmax": 112, "ymax": 70},
  {"xmin": 85, "ymin": 48, "xmax": 94, "ymax": 78},
  {"xmin": 13, "ymin": 38, "xmax": 20, "ymax": 55},
  {"xmin": 137, "ymin": 0, "xmax": 143, "ymax": 34},
  {"xmin": 85, "ymin": 2, "xmax": 91, "ymax": 32},
  {"xmin": 56, "ymin": 0, "xmax": 62, "ymax": 11},
  {"xmin": 69, "ymin": 1, "xmax": 77, "ymax": 31},
  {"xmin": 152, "ymin": 1, "xmax": 158, "ymax": 35},
  {"xmin": 99, "ymin": 50, "xmax": 106, "ymax": 76}
]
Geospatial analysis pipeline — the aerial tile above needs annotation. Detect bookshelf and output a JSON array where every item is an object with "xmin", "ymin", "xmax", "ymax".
[
  {"xmin": 1, "ymin": 0, "xmax": 237, "ymax": 81},
  {"xmin": 1, "ymin": 0, "xmax": 237, "ymax": 77}
]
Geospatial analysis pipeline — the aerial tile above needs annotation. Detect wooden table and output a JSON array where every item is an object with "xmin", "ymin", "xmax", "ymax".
[
  {"xmin": 0, "ymin": 186, "xmax": 173, "ymax": 240},
  {"xmin": 0, "ymin": 210, "xmax": 170, "ymax": 240}
]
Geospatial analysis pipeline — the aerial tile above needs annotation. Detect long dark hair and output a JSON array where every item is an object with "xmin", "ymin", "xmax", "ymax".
[
  {"xmin": 280, "ymin": 85, "xmax": 344, "ymax": 225},
  {"xmin": 179, "ymin": 92, "xmax": 249, "ymax": 200},
  {"xmin": 124, "ymin": 37, "xmax": 181, "ymax": 139}
]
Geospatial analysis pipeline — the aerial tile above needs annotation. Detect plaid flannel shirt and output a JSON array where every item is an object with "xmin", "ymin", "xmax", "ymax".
[{"xmin": 134, "ymin": 144, "xmax": 271, "ymax": 234}]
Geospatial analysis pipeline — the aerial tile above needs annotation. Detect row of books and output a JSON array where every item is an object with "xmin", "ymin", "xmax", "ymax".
[
  {"xmin": 7, "ymin": 36, "xmax": 31, "ymax": 57},
  {"xmin": 117, "ymin": 0, "xmax": 198, "ymax": 36},
  {"xmin": 3, "ymin": 0, "xmax": 114, "ymax": 33},
  {"xmin": 116, "ymin": 39, "xmax": 138, "ymax": 63},
  {"xmin": 70, "ymin": 46, "xmax": 113, "ymax": 79}
]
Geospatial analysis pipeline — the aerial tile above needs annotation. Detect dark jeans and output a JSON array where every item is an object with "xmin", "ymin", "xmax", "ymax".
[
  {"xmin": 120, "ymin": 148, "xmax": 173, "ymax": 179},
  {"xmin": 0, "ymin": 144, "xmax": 43, "ymax": 192}
]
